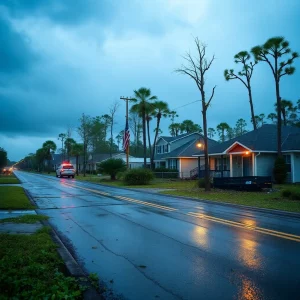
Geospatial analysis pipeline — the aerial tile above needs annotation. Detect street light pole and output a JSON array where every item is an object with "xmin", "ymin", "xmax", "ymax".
[{"xmin": 120, "ymin": 96, "xmax": 135, "ymax": 169}]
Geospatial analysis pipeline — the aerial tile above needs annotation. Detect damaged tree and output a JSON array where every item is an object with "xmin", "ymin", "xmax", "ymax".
[{"xmin": 176, "ymin": 37, "xmax": 216, "ymax": 191}]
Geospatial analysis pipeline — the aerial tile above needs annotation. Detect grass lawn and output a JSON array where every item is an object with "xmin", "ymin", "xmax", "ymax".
[
  {"xmin": 0, "ymin": 214, "xmax": 48, "ymax": 224},
  {"xmin": 0, "ymin": 174, "xmax": 20, "ymax": 184},
  {"xmin": 0, "ymin": 186, "xmax": 35, "ymax": 210},
  {"xmin": 80, "ymin": 177, "xmax": 300, "ymax": 212},
  {"xmin": 0, "ymin": 228, "xmax": 83, "ymax": 299},
  {"xmin": 161, "ymin": 186, "xmax": 300, "ymax": 213}
]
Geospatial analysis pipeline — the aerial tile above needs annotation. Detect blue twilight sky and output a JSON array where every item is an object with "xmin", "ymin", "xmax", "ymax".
[{"xmin": 0, "ymin": 0, "xmax": 300, "ymax": 161}]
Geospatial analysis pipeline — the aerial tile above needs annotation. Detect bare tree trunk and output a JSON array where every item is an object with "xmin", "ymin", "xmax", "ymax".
[
  {"xmin": 276, "ymin": 81, "xmax": 282, "ymax": 156},
  {"xmin": 146, "ymin": 117, "xmax": 152, "ymax": 166},
  {"xmin": 248, "ymin": 85, "xmax": 256, "ymax": 130},
  {"xmin": 142, "ymin": 107, "xmax": 147, "ymax": 168}
]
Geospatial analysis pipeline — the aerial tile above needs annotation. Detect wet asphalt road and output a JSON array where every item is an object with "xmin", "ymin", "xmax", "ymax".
[{"xmin": 15, "ymin": 171, "xmax": 300, "ymax": 300}]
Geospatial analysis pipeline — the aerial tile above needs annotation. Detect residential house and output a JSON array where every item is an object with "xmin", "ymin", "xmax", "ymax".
[
  {"xmin": 193, "ymin": 124, "xmax": 300, "ymax": 183},
  {"xmin": 154, "ymin": 132, "xmax": 218, "ymax": 178}
]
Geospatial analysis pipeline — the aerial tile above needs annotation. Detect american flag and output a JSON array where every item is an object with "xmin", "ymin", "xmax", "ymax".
[{"xmin": 122, "ymin": 119, "xmax": 130, "ymax": 152}]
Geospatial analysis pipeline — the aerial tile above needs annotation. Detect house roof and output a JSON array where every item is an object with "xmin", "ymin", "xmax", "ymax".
[
  {"xmin": 158, "ymin": 131, "xmax": 202, "ymax": 144},
  {"xmin": 193, "ymin": 124, "xmax": 300, "ymax": 156},
  {"xmin": 155, "ymin": 134, "xmax": 218, "ymax": 160}
]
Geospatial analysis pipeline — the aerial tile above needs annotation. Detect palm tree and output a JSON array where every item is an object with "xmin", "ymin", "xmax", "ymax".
[
  {"xmin": 145, "ymin": 103, "xmax": 155, "ymax": 163},
  {"xmin": 71, "ymin": 143, "xmax": 84, "ymax": 175},
  {"xmin": 42, "ymin": 140, "xmax": 57, "ymax": 173},
  {"xmin": 64, "ymin": 138, "xmax": 76, "ymax": 161},
  {"xmin": 131, "ymin": 87, "xmax": 157, "ymax": 167},
  {"xmin": 151, "ymin": 100, "xmax": 170, "ymax": 169},
  {"xmin": 168, "ymin": 123, "xmax": 181, "ymax": 136}
]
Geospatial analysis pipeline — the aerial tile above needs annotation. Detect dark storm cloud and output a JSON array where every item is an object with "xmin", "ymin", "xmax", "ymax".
[
  {"xmin": 1, "ymin": 0, "xmax": 115, "ymax": 26},
  {"xmin": 0, "ymin": 15, "xmax": 38, "ymax": 75}
]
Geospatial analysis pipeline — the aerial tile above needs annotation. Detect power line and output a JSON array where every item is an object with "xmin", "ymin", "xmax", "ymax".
[{"xmin": 171, "ymin": 100, "xmax": 201, "ymax": 111}]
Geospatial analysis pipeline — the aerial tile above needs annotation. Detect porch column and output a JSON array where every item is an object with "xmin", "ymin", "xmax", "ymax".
[
  {"xmin": 291, "ymin": 153, "xmax": 295, "ymax": 183},
  {"xmin": 198, "ymin": 156, "xmax": 201, "ymax": 178},
  {"xmin": 221, "ymin": 155, "xmax": 224, "ymax": 178},
  {"xmin": 230, "ymin": 154, "xmax": 233, "ymax": 177},
  {"xmin": 252, "ymin": 153, "xmax": 255, "ymax": 176}
]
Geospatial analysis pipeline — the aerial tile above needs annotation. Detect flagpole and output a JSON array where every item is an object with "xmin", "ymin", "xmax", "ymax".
[{"xmin": 120, "ymin": 96, "xmax": 135, "ymax": 169}]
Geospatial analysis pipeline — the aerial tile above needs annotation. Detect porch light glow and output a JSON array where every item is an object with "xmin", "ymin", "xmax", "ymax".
[
  {"xmin": 196, "ymin": 142, "xmax": 203, "ymax": 148},
  {"xmin": 245, "ymin": 151, "xmax": 249, "ymax": 155}
]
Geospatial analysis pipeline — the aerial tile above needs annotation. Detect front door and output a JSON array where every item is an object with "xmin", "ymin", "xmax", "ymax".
[
  {"xmin": 243, "ymin": 156, "xmax": 252, "ymax": 176},
  {"xmin": 232, "ymin": 156, "xmax": 243, "ymax": 177}
]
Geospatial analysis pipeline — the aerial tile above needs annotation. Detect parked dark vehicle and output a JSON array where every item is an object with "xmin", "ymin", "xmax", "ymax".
[{"xmin": 213, "ymin": 176, "xmax": 272, "ymax": 191}]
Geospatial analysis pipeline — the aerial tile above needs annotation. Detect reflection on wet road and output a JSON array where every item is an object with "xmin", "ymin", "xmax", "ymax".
[{"xmin": 16, "ymin": 171, "xmax": 300, "ymax": 300}]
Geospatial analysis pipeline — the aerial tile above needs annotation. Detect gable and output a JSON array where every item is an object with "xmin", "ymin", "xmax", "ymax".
[{"xmin": 227, "ymin": 144, "xmax": 250, "ymax": 154}]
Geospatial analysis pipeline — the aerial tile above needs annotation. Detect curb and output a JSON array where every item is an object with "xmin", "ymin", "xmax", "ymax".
[{"xmin": 22, "ymin": 185, "xmax": 103, "ymax": 299}]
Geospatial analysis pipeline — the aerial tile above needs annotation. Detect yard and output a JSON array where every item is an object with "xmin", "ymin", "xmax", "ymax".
[{"xmin": 0, "ymin": 186, "xmax": 35, "ymax": 210}]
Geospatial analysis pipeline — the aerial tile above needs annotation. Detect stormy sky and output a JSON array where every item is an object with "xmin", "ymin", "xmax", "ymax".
[{"xmin": 1, "ymin": 0, "xmax": 300, "ymax": 161}]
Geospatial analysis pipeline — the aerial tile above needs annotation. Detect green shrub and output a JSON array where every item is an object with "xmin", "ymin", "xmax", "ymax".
[
  {"xmin": 281, "ymin": 187, "xmax": 300, "ymax": 200},
  {"xmin": 197, "ymin": 178, "xmax": 206, "ymax": 188},
  {"xmin": 273, "ymin": 157, "xmax": 287, "ymax": 184},
  {"xmin": 97, "ymin": 158, "xmax": 126, "ymax": 180},
  {"xmin": 281, "ymin": 189, "xmax": 292, "ymax": 198},
  {"xmin": 123, "ymin": 168, "xmax": 154, "ymax": 185}
]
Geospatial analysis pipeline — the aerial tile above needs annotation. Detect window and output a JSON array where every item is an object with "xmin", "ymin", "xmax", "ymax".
[
  {"xmin": 163, "ymin": 144, "xmax": 169, "ymax": 153},
  {"xmin": 169, "ymin": 159, "xmax": 177, "ymax": 170},
  {"xmin": 215, "ymin": 157, "xmax": 229, "ymax": 170},
  {"xmin": 157, "ymin": 145, "xmax": 162, "ymax": 154},
  {"xmin": 283, "ymin": 154, "xmax": 291, "ymax": 172}
]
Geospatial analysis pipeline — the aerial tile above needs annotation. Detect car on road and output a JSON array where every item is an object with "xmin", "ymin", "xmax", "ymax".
[
  {"xmin": 2, "ymin": 167, "xmax": 13, "ymax": 175},
  {"xmin": 56, "ymin": 164, "xmax": 75, "ymax": 178}
]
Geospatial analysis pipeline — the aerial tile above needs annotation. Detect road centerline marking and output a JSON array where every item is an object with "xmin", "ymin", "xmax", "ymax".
[{"xmin": 187, "ymin": 212, "xmax": 300, "ymax": 242}]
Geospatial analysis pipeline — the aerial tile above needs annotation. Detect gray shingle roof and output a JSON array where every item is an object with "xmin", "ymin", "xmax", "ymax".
[
  {"xmin": 158, "ymin": 132, "xmax": 202, "ymax": 143},
  {"xmin": 193, "ymin": 124, "xmax": 300, "ymax": 155},
  {"xmin": 155, "ymin": 134, "xmax": 218, "ymax": 159}
]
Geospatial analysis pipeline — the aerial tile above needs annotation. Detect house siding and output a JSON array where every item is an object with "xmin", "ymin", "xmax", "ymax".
[
  {"xmin": 180, "ymin": 158, "xmax": 198, "ymax": 178},
  {"xmin": 293, "ymin": 154, "xmax": 300, "ymax": 183},
  {"xmin": 256, "ymin": 154, "xmax": 276, "ymax": 177}
]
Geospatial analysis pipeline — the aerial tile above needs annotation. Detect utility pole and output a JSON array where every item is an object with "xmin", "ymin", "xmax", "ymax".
[{"xmin": 120, "ymin": 96, "xmax": 135, "ymax": 168}]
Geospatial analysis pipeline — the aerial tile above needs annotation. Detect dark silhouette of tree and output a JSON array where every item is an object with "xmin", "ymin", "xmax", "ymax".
[
  {"xmin": 252, "ymin": 37, "xmax": 299, "ymax": 155},
  {"xmin": 168, "ymin": 123, "xmax": 181, "ymax": 136},
  {"xmin": 224, "ymin": 51, "xmax": 257, "ymax": 130},
  {"xmin": 0, "ymin": 148, "xmax": 7, "ymax": 169},
  {"xmin": 176, "ymin": 37, "xmax": 216, "ymax": 191},
  {"xmin": 64, "ymin": 138, "xmax": 76, "ymax": 161},
  {"xmin": 77, "ymin": 113, "xmax": 92, "ymax": 176},
  {"xmin": 131, "ymin": 87, "xmax": 157, "ymax": 167},
  {"xmin": 71, "ymin": 143, "xmax": 84, "ymax": 175},
  {"xmin": 151, "ymin": 100, "xmax": 170, "ymax": 169},
  {"xmin": 109, "ymin": 101, "xmax": 119, "ymax": 157},
  {"xmin": 208, "ymin": 128, "xmax": 216, "ymax": 138},
  {"xmin": 216, "ymin": 122, "xmax": 230, "ymax": 142},
  {"xmin": 42, "ymin": 140, "xmax": 57, "ymax": 173},
  {"xmin": 235, "ymin": 119, "xmax": 247, "ymax": 136},
  {"xmin": 267, "ymin": 113, "xmax": 277, "ymax": 124}
]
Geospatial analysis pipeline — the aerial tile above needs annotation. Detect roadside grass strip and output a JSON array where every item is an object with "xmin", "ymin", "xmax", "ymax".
[
  {"xmin": 0, "ymin": 229, "xmax": 83, "ymax": 299},
  {"xmin": 0, "ymin": 174, "xmax": 20, "ymax": 184},
  {"xmin": 0, "ymin": 214, "xmax": 49, "ymax": 224},
  {"xmin": 187, "ymin": 212, "xmax": 300, "ymax": 242},
  {"xmin": 161, "ymin": 189, "xmax": 300, "ymax": 213},
  {"xmin": 0, "ymin": 186, "xmax": 35, "ymax": 210}
]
